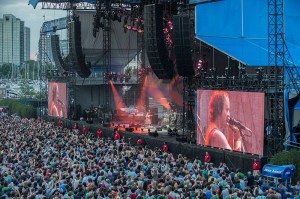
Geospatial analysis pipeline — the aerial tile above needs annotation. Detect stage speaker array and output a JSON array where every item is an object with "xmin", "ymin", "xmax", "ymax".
[
  {"xmin": 68, "ymin": 17, "xmax": 91, "ymax": 78},
  {"xmin": 50, "ymin": 34, "xmax": 69, "ymax": 73},
  {"xmin": 144, "ymin": 4, "xmax": 175, "ymax": 79},
  {"xmin": 172, "ymin": 15, "xmax": 194, "ymax": 77}
]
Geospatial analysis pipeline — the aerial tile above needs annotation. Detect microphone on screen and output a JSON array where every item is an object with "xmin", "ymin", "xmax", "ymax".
[{"xmin": 228, "ymin": 118, "xmax": 253, "ymax": 136}]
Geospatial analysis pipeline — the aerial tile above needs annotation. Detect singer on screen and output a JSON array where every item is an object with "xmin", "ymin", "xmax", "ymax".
[
  {"xmin": 49, "ymin": 83, "xmax": 66, "ymax": 118},
  {"xmin": 205, "ymin": 91, "xmax": 242, "ymax": 151}
]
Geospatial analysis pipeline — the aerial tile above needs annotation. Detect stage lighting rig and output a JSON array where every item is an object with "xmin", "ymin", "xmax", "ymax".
[
  {"xmin": 104, "ymin": 72, "xmax": 113, "ymax": 81},
  {"xmin": 225, "ymin": 67, "xmax": 230, "ymax": 78},
  {"xmin": 239, "ymin": 66, "xmax": 247, "ymax": 79},
  {"xmin": 124, "ymin": 75, "xmax": 131, "ymax": 83},
  {"xmin": 163, "ymin": 14, "xmax": 173, "ymax": 50},
  {"xmin": 195, "ymin": 59, "xmax": 203, "ymax": 76},
  {"xmin": 209, "ymin": 68, "xmax": 217, "ymax": 79},
  {"xmin": 112, "ymin": 73, "xmax": 118, "ymax": 82},
  {"xmin": 256, "ymin": 67, "xmax": 264, "ymax": 82}
]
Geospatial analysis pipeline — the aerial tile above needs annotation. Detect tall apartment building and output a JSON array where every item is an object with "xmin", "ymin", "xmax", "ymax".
[
  {"xmin": 24, "ymin": 27, "xmax": 31, "ymax": 62},
  {"xmin": 0, "ymin": 14, "xmax": 30, "ymax": 66}
]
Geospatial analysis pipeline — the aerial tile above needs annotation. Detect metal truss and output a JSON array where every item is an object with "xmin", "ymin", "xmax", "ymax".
[
  {"xmin": 196, "ymin": 75, "xmax": 274, "ymax": 91},
  {"xmin": 103, "ymin": 0, "xmax": 112, "ymax": 106},
  {"xmin": 282, "ymin": 40, "xmax": 300, "ymax": 93},
  {"xmin": 267, "ymin": 0, "xmax": 285, "ymax": 156},
  {"xmin": 38, "ymin": 31, "xmax": 49, "ymax": 116},
  {"xmin": 41, "ymin": 1, "xmax": 96, "ymax": 10},
  {"xmin": 41, "ymin": 17, "xmax": 69, "ymax": 33},
  {"xmin": 186, "ymin": 77, "xmax": 196, "ymax": 143}
]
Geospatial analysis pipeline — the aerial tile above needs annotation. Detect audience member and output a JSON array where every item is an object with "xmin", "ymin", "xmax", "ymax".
[{"xmin": 0, "ymin": 115, "xmax": 298, "ymax": 199}]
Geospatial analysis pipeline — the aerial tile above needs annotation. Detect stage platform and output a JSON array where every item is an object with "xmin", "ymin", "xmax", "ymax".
[{"xmin": 46, "ymin": 116, "xmax": 267, "ymax": 173}]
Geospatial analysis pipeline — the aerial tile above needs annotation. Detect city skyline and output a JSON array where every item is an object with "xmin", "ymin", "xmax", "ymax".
[{"xmin": 0, "ymin": 0, "xmax": 66, "ymax": 60}]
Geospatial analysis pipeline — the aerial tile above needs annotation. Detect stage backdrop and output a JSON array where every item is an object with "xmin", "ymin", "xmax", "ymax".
[
  {"xmin": 48, "ymin": 82, "xmax": 68, "ymax": 118},
  {"xmin": 196, "ymin": 89, "xmax": 264, "ymax": 155}
]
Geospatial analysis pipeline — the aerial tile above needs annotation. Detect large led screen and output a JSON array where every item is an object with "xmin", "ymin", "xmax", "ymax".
[
  {"xmin": 196, "ymin": 90, "xmax": 264, "ymax": 155},
  {"xmin": 48, "ymin": 82, "xmax": 68, "ymax": 118}
]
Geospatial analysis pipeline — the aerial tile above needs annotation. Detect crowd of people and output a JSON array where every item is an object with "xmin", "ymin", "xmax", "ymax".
[{"xmin": 0, "ymin": 115, "xmax": 300, "ymax": 199}]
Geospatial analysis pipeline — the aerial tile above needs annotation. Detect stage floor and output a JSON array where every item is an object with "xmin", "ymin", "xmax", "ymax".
[{"xmin": 91, "ymin": 121, "xmax": 185, "ymax": 141}]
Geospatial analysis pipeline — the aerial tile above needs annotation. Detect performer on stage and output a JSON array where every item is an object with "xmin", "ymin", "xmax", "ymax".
[{"xmin": 145, "ymin": 110, "xmax": 152, "ymax": 126}]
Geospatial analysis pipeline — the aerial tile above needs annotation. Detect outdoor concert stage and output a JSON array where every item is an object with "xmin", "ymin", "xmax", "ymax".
[{"xmin": 47, "ymin": 116, "xmax": 266, "ymax": 173}]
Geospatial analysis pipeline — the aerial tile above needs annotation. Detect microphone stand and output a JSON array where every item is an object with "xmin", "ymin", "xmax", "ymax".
[
  {"xmin": 229, "ymin": 124, "xmax": 247, "ymax": 152},
  {"xmin": 237, "ymin": 127, "xmax": 247, "ymax": 152}
]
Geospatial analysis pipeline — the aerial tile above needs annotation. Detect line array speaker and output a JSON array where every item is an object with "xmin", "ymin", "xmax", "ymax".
[
  {"xmin": 68, "ymin": 17, "xmax": 91, "ymax": 78},
  {"xmin": 172, "ymin": 15, "xmax": 194, "ymax": 77},
  {"xmin": 144, "ymin": 4, "xmax": 174, "ymax": 79},
  {"xmin": 50, "ymin": 34, "xmax": 69, "ymax": 72}
]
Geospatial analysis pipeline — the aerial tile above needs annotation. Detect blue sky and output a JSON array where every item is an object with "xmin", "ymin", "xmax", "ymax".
[{"xmin": 0, "ymin": 0, "xmax": 66, "ymax": 60}]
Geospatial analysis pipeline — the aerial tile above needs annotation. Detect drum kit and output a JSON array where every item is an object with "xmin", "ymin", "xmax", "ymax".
[{"xmin": 161, "ymin": 110, "xmax": 183, "ymax": 128}]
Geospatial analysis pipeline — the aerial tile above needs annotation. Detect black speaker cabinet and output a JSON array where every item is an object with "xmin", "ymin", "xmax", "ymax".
[
  {"xmin": 144, "ymin": 4, "xmax": 175, "ymax": 79},
  {"xmin": 173, "ymin": 15, "xmax": 194, "ymax": 77}
]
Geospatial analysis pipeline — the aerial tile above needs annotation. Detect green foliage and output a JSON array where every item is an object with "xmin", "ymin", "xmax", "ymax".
[
  {"xmin": 0, "ymin": 63, "xmax": 12, "ymax": 78},
  {"xmin": 19, "ymin": 79, "xmax": 36, "ymax": 98},
  {"xmin": 0, "ymin": 98, "xmax": 37, "ymax": 118},
  {"xmin": 19, "ymin": 60, "xmax": 39, "ymax": 80},
  {"xmin": 35, "ymin": 88, "xmax": 48, "ymax": 100},
  {"xmin": 269, "ymin": 149, "xmax": 300, "ymax": 183}
]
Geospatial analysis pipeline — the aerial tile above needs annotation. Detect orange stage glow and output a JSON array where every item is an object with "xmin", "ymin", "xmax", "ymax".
[
  {"xmin": 136, "ymin": 76, "xmax": 147, "ymax": 111},
  {"xmin": 147, "ymin": 75, "xmax": 171, "ymax": 110},
  {"xmin": 109, "ymin": 80, "xmax": 126, "ymax": 110},
  {"xmin": 169, "ymin": 77, "xmax": 183, "ymax": 106}
]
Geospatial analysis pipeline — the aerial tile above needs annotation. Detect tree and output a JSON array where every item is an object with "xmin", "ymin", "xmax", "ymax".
[
  {"xmin": 0, "ymin": 63, "xmax": 12, "ymax": 79},
  {"xmin": 0, "ymin": 98, "xmax": 37, "ymax": 118},
  {"xmin": 35, "ymin": 88, "xmax": 48, "ymax": 100},
  {"xmin": 19, "ymin": 79, "xmax": 36, "ymax": 98},
  {"xmin": 269, "ymin": 149, "xmax": 300, "ymax": 183},
  {"xmin": 19, "ymin": 60, "xmax": 39, "ymax": 80}
]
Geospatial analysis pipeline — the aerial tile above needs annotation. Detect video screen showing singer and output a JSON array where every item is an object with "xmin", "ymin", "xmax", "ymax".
[
  {"xmin": 48, "ymin": 82, "xmax": 67, "ymax": 118},
  {"xmin": 205, "ymin": 91, "xmax": 241, "ymax": 151},
  {"xmin": 197, "ymin": 90, "xmax": 264, "ymax": 155}
]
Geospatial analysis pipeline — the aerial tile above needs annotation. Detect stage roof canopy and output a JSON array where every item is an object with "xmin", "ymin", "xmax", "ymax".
[{"xmin": 195, "ymin": 0, "xmax": 300, "ymax": 66}]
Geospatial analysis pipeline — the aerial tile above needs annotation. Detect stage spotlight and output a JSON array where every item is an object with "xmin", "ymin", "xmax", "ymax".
[
  {"xmin": 105, "ymin": 72, "xmax": 112, "ymax": 80},
  {"xmin": 112, "ymin": 74, "xmax": 118, "ymax": 82},
  {"xmin": 137, "ymin": 28, "xmax": 144, "ymax": 33},
  {"xmin": 125, "ymin": 75, "xmax": 130, "ymax": 83},
  {"xmin": 225, "ymin": 67, "xmax": 230, "ymax": 78},
  {"xmin": 256, "ymin": 67, "xmax": 264, "ymax": 81}
]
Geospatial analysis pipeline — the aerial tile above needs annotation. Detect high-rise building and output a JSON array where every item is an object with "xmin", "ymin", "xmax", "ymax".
[
  {"xmin": 0, "ymin": 14, "xmax": 30, "ymax": 66},
  {"xmin": 24, "ymin": 27, "xmax": 30, "ymax": 62}
]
